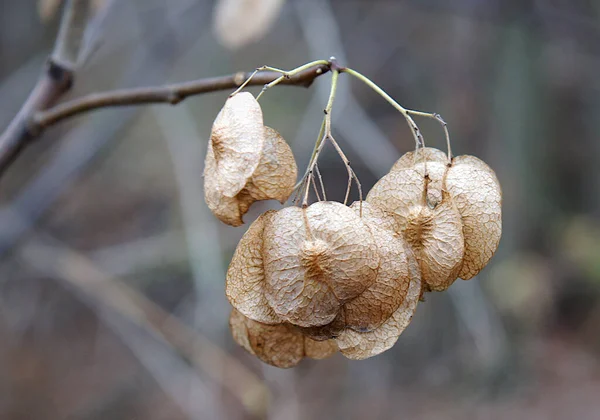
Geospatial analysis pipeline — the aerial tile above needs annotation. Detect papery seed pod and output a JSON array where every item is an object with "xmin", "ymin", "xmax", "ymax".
[
  {"xmin": 367, "ymin": 168, "xmax": 464, "ymax": 291},
  {"xmin": 446, "ymin": 155, "xmax": 502, "ymax": 279},
  {"xmin": 391, "ymin": 147, "xmax": 448, "ymax": 172},
  {"xmin": 209, "ymin": 92, "xmax": 265, "ymax": 197},
  {"xmin": 204, "ymin": 94, "xmax": 299, "ymax": 226},
  {"xmin": 229, "ymin": 306, "xmax": 256, "ymax": 355},
  {"xmin": 263, "ymin": 201, "xmax": 379, "ymax": 328},
  {"xmin": 391, "ymin": 147, "xmax": 448, "ymax": 208},
  {"xmin": 303, "ymin": 336, "xmax": 339, "ymax": 360},
  {"xmin": 204, "ymin": 141, "xmax": 256, "ymax": 226},
  {"xmin": 226, "ymin": 211, "xmax": 281, "ymax": 324},
  {"xmin": 295, "ymin": 308, "xmax": 346, "ymax": 341},
  {"xmin": 229, "ymin": 309, "xmax": 337, "ymax": 368},
  {"xmin": 245, "ymin": 126, "xmax": 298, "ymax": 203},
  {"xmin": 344, "ymin": 201, "xmax": 411, "ymax": 332},
  {"xmin": 336, "ymin": 247, "xmax": 422, "ymax": 360}
]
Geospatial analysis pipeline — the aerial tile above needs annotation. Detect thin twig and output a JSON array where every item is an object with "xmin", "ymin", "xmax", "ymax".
[
  {"xmin": 0, "ymin": 0, "xmax": 91, "ymax": 176},
  {"xmin": 0, "ymin": 52, "xmax": 329, "ymax": 178},
  {"xmin": 314, "ymin": 164, "xmax": 326, "ymax": 201},
  {"xmin": 32, "ymin": 64, "xmax": 330, "ymax": 131}
]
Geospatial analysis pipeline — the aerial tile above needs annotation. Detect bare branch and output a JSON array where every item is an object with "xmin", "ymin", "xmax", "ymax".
[
  {"xmin": 0, "ymin": 0, "xmax": 92, "ymax": 176},
  {"xmin": 32, "ymin": 64, "xmax": 330, "ymax": 130},
  {"xmin": 0, "ymin": 61, "xmax": 329, "ymax": 178}
]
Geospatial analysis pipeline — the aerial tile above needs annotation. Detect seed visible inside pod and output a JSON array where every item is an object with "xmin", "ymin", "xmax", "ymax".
[
  {"xmin": 226, "ymin": 210, "xmax": 281, "ymax": 324},
  {"xmin": 263, "ymin": 201, "xmax": 379, "ymax": 327},
  {"xmin": 366, "ymin": 168, "xmax": 464, "ymax": 291},
  {"xmin": 391, "ymin": 147, "xmax": 448, "ymax": 208},
  {"xmin": 229, "ymin": 309, "xmax": 337, "ymax": 368},
  {"xmin": 446, "ymin": 155, "xmax": 502, "ymax": 279},
  {"xmin": 335, "ymin": 245, "xmax": 422, "ymax": 360}
]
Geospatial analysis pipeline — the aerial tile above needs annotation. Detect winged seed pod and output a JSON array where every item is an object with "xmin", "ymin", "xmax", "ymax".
[
  {"xmin": 446, "ymin": 155, "xmax": 502, "ymax": 279},
  {"xmin": 366, "ymin": 168, "xmax": 465, "ymax": 291},
  {"xmin": 229, "ymin": 309, "xmax": 337, "ymax": 368},
  {"xmin": 391, "ymin": 146, "xmax": 448, "ymax": 172},
  {"xmin": 391, "ymin": 146, "xmax": 449, "ymax": 208},
  {"xmin": 245, "ymin": 126, "xmax": 298, "ymax": 202},
  {"xmin": 297, "ymin": 202, "xmax": 418, "ymax": 342},
  {"xmin": 209, "ymin": 92, "xmax": 264, "ymax": 197},
  {"xmin": 204, "ymin": 93, "xmax": 297, "ymax": 226},
  {"xmin": 336, "ymin": 246, "xmax": 422, "ymax": 360},
  {"xmin": 226, "ymin": 210, "xmax": 281, "ymax": 324},
  {"xmin": 263, "ymin": 201, "xmax": 379, "ymax": 328},
  {"xmin": 344, "ymin": 201, "xmax": 413, "ymax": 332}
]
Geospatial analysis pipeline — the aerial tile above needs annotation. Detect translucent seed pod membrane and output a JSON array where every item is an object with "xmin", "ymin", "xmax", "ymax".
[
  {"xmin": 204, "ymin": 93, "xmax": 298, "ymax": 226},
  {"xmin": 205, "ymin": 85, "xmax": 502, "ymax": 367}
]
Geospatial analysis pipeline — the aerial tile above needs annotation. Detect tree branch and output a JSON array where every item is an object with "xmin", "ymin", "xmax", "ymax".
[
  {"xmin": 0, "ymin": 61, "xmax": 330, "ymax": 178},
  {"xmin": 32, "ymin": 64, "xmax": 331, "ymax": 130},
  {"xmin": 0, "ymin": 0, "xmax": 91, "ymax": 177}
]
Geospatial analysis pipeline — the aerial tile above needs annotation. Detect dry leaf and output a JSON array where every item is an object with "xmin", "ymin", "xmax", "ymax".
[
  {"xmin": 246, "ymin": 126, "xmax": 297, "ymax": 203},
  {"xmin": 367, "ymin": 168, "xmax": 464, "ymax": 291},
  {"xmin": 263, "ymin": 202, "xmax": 379, "ymax": 327},
  {"xmin": 226, "ymin": 211, "xmax": 281, "ymax": 324},
  {"xmin": 344, "ymin": 202, "xmax": 411, "ymax": 332},
  {"xmin": 209, "ymin": 92, "xmax": 265, "ymax": 197},
  {"xmin": 336, "ymin": 246, "xmax": 422, "ymax": 360},
  {"xmin": 230, "ymin": 309, "xmax": 337, "ymax": 368},
  {"xmin": 446, "ymin": 155, "xmax": 502, "ymax": 279},
  {"xmin": 213, "ymin": 0, "xmax": 286, "ymax": 50}
]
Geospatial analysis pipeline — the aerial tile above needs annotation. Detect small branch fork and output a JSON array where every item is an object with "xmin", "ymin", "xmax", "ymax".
[
  {"xmin": 0, "ymin": 8, "xmax": 450, "ymax": 190},
  {"xmin": 0, "ymin": 9, "xmax": 331, "ymax": 178}
]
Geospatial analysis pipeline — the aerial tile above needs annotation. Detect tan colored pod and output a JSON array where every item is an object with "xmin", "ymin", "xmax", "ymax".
[
  {"xmin": 336, "ymin": 247, "xmax": 422, "ymax": 360},
  {"xmin": 391, "ymin": 147, "xmax": 448, "ymax": 208},
  {"xmin": 209, "ymin": 92, "xmax": 265, "ymax": 197},
  {"xmin": 344, "ymin": 201, "xmax": 411, "ymax": 332},
  {"xmin": 391, "ymin": 146, "xmax": 448, "ymax": 172},
  {"xmin": 366, "ymin": 168, "xmax": 464, "ymax": 291},
  {"xmin": 204, "ymin": 141, "xmax": 255, "ymax": 226},
  {"xmin": 246, "ymin": 126, "xmax": 298, "ymax": 203},
  {"xmin": 446, "ymin": 155, "xmax": 502, "ymax": 279},
  {"xmin": 204, "ymin": 97, "xmax": 298, "ymax": 226},
  {"xmin": 263, "ymin": 201, "xmax": 379, "ymax": 328},
  {"xmin": 225, "ymin": 211, "xmax": 281, "ymax": 324},
  {"xmin": 229, "ymin": 309, "xmax": 337, "ymax": 368}
]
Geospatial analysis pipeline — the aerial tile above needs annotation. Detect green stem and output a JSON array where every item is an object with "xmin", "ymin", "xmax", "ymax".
[
  {"xmin": 307, "ymin": 69, "xmax": 339, "ymax": 171},
  {"xmin": 341, "ymin": 67, "xmax": 423, "ymax": 149},
  {"xmin": 342, "ymin": 67, "xmax": 453, "ymax": 159},
  {"xmin": 256, "ymin": 59, "xmax": 331, "ymax": 100}
]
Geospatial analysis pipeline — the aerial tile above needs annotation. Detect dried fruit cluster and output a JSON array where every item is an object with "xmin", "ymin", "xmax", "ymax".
[{"xmin": 205, "ymin": 85, "xmax": 502, "ymax": 368}]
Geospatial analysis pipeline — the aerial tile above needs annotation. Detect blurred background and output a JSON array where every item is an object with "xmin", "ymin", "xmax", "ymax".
[{"xmin": 1, "ymin": 0, "xmax": 600, "ymax": 419}]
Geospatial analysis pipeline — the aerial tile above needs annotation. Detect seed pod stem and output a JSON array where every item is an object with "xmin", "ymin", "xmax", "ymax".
[
  {"xmin": 255, "ymin": 60, "xmax": 331, "ymax": 100},
  {"xmin": 341, "ymin": 67, "xmax": 424, "ymax": 149}
]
